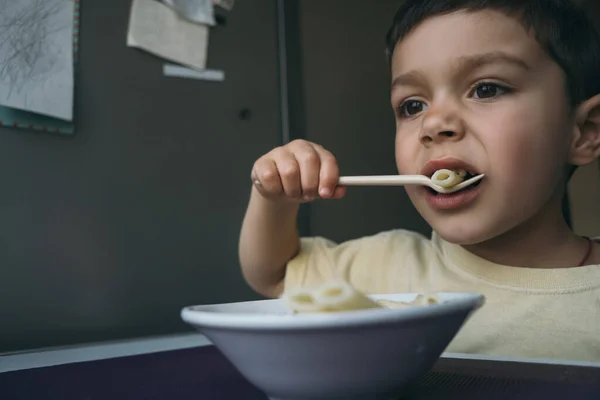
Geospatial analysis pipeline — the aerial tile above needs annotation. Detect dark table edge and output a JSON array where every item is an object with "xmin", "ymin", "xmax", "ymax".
[{"xmin": 2, "ymin": 333, "xmax": 600, "ymax": 387}]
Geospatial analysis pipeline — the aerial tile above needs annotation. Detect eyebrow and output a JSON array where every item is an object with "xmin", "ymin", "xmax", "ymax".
[{"xmin": 391, "ymin": 52, "xmax": 530, "ymax": 89}]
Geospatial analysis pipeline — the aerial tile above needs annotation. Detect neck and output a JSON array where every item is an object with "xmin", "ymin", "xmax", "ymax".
[{"xmin": 463, "ymin": 192, "xmax": 588, "ymax": 268}]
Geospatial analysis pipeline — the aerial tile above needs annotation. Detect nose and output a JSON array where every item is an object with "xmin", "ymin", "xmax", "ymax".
[{"xmin": 419, "ymin": 102, "xmax": 466, "ymax": 145}]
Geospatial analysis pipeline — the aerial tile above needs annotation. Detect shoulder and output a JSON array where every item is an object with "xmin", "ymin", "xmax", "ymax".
[{"xmin": 285, "ymin": 229, "xmax": 438, "ymax": 292}]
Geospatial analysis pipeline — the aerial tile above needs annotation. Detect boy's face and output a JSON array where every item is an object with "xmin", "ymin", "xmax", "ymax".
[{"xmin": 391, "ymin": 10, "xmax": 575, "ymax": 244}]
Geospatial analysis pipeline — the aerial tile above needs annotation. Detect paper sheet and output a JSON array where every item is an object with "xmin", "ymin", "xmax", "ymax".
[
  {"xmin": 127, "ymin": 0, "xmax": 209, "ymax": 71},
  {"xmin": 0, "ymin": 0, "xmax": 75, "ymax": 121},
  {"xmin": 213, "ymin": 0, "xmax": 234, "ymax": 11},
  {"xmin": 162, "ymin": 0, "xmax": 215, "ymax": 26}
]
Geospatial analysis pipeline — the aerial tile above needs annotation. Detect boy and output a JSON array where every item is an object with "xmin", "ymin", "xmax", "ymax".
[{"xmin": 239, "ymin": 0, "xmax": 600, "ymax": 361}]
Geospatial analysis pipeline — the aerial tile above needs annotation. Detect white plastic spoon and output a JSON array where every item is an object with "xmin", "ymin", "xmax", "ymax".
[{"xmin": 338, "ymin": 174, "xmax": 485, "ymax": 194}]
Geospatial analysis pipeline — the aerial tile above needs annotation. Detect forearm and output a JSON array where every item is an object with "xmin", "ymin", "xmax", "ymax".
[{"xmin": 239, "ymin": 186, "xmax": 300, "ymax": 298}]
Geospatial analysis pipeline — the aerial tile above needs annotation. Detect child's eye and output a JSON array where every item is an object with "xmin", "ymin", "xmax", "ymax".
[
  {"xmin": 398, "ymin": 100, "xmax": 428, "ymax": 117},
  {"xmin": 471, "ymin": 83, "xmax": 510, "ymax": 99}
]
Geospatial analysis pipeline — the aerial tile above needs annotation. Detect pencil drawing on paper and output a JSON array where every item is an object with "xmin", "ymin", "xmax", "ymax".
[{"xmin": 0, "ymin": 0, "xmax": 74, "ymax": 121}]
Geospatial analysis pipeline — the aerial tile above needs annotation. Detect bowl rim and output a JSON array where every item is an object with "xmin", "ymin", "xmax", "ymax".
[{"xmin": 180, "ymin": 292, "xmax": 485, "ymax": 331}]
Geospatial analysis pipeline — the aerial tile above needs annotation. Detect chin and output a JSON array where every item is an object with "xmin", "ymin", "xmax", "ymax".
[
  {"xmin": 420, "ymin": 211, "xmax": 501, "ymax": 246},
  {"xmin": 409, "ymin": 193, "xmax": 505, "ymax": 246}
]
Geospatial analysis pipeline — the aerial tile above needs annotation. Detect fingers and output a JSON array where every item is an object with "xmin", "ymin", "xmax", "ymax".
[
  {"xmin": 290, "ymin": 140, "xmax": 320, "ymax": 200},
  {"xmin": 273, "ymin": 149, "xmax": 302, "ymax": 198},
  {"xmin": 331, "ymin": 185, "xmax": 346, "ymax": 199},
  {"xmin": 313, "ymin": 144, "xmax": 339, "ymax": 199},
  {"xmin": 251, "ymin": 140, "xmax": 345, "ymax": 203},
  {"xmin": 252, "ymin": 158, "xmax": 282, "ymax": 196}
]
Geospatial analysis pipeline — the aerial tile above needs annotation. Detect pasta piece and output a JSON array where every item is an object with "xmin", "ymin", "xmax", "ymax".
[
  {"xmin": 313, "ymin": 281, "xmax": 381, "ymax": 312},
  {"xmin": 431, "ymin": 169, "xmax": 464, "ymax": 188},
  {"xmin": 282, "ymin": 281, "xmax": 442, "ymax": 314},
  {"xmin": 283, "ymin": 288, "xmax": 329, "ymax": 314},
  {"xmin": 375, "ymin": 299, "xmax": 413, "ymax": 309},
  {"xmin": 376, "ymin": 294, "xmax": 441, "ymax": 309},
  {"xmin": 282, "ymin": 281, "xmax": 381, "ymax": 314},
  {"xmin": 412, "ymin": 293, "xmax": 442, "ymax": 305}
]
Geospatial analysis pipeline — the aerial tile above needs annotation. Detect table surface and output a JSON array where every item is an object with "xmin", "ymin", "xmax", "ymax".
[{"xmin": 2, "ymin": 341, "xmax": 600, "ymax": 400}]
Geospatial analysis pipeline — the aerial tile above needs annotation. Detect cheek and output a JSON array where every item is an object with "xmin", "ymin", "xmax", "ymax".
[
  {"xmin": 484, "ymin": 101, "xmax": 569, "ymax": 190},
  {"xmin": 395, "ymin": 132, "xmax": 421, "ymax": 200},
  {"xmin": 395, "ymin": 132, "xmax": 418, "ymax": 174}
]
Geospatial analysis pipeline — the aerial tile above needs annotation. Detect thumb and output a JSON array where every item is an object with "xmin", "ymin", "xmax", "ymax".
[{"xmin": 330, "ymin": 185, "xmax": 346, "ymax": 199}]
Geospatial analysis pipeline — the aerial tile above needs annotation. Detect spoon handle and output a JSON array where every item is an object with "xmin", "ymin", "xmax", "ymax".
[{"xmin": 338, "ymin": 175, "xmax": 427, "ymax": 186}]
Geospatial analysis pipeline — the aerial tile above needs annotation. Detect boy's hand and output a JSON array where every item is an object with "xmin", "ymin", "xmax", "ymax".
[{"xmin": 251, "ymin": 139, "xmax": 346, "ymax": 203}]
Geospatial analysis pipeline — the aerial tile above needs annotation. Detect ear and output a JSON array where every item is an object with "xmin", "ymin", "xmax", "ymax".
[{"xmin": 570, "ymin": 94, "xmax": 600, "ymax": 167}]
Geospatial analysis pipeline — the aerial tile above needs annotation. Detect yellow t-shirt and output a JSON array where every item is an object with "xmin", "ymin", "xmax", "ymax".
[{"xmin": 284, "ymin": 230, "xmax": 600, "ymax": 362}]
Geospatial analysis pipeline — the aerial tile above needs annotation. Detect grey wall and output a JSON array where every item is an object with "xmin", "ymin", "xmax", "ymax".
[{"xmin": 0, "ymin": 0, "xmax": 279, "ymax": 353}]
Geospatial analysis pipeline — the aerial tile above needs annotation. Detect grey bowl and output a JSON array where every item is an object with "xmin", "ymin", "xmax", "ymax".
[{"xmin": 181, "ymin": 292, "xmax": 485, "ymax": 400}]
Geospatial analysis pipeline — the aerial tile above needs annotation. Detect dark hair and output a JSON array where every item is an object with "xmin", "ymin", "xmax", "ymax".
[{"xmin": 385, "ymin": 0, "xmax": 600, "ymax": 106}]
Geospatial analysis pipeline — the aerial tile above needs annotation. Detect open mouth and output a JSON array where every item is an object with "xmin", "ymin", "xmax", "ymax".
[{"xmin": 427, "ymin": 170, "xmax": 483, "ymax": 195}]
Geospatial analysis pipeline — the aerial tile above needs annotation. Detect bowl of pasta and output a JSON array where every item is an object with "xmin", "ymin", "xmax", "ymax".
[{"xmin": 181, "ymin": 281, "xmax": 484, "ymax": 400}]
